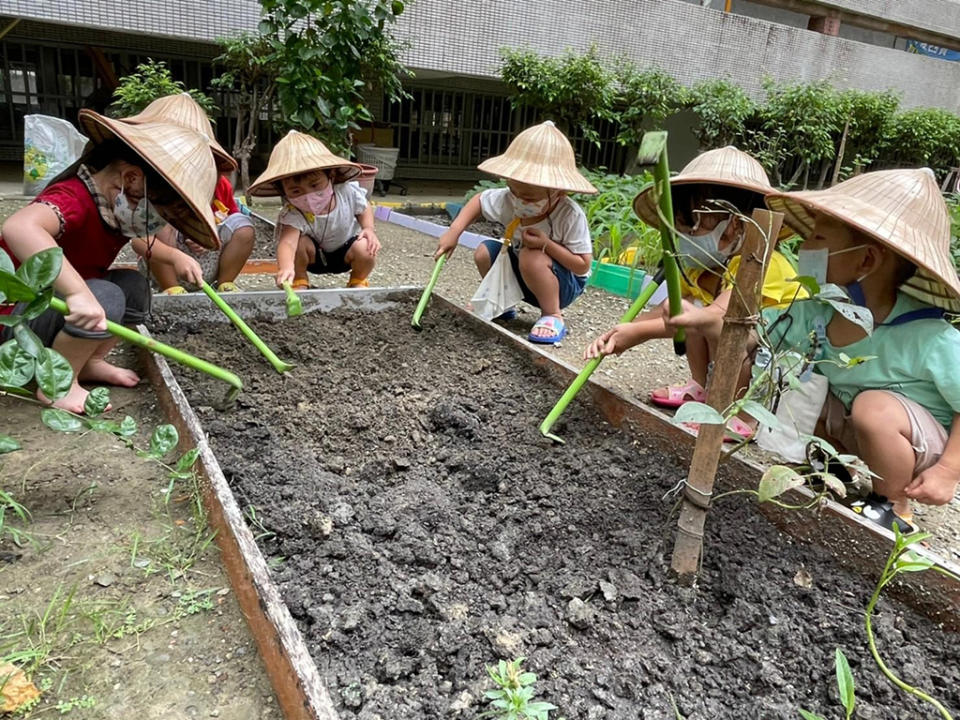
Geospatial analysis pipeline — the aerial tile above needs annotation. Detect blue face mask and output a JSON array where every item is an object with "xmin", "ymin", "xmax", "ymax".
[{"xmin": 114, "ymin": 180, "xmax": 167, "ymax": 238}]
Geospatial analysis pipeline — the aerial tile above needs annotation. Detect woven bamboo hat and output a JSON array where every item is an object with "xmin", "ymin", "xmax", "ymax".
[
  {"xmin": 633, "ymin": 146, "xmax": 778, "ymax": 228},
  {"xmin": 478, "ymin": 121, "xmax": 597, "ymax": 194},
  {"xmin": 766, "ymin": 168, "xmax": 960, "ymax": 311},
  {"xmin": 248, "ymin": 130, "xmax": 362, "ymax": 197},
  {"xmin": 77, "ymin": 109, "xmax": 220, "ymax": 249},
  {"xmin": 124, "ymin": 92, "xmax": 237, "ymax": 172}
]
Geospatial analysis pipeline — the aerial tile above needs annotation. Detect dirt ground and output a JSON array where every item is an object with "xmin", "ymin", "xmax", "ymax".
[
  {"xmin": 155, "ymin": 302, "xmax": 960, "ymax": 720},
  {"xmin": 0, "ymin": 368, "xmax": 278, "ymax": 718}
]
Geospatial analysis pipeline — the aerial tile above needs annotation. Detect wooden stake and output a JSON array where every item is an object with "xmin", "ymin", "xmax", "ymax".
[{"xmin": 669, "ymin": 209, "xmax": 783, "ymax": 583}]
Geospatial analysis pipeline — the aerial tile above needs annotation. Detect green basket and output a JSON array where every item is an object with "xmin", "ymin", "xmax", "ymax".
[{"xmin": 587, "ymin": 261, "xmax": 647, "ymax": 299}]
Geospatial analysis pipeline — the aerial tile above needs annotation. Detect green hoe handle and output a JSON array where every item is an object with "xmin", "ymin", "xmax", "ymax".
[
  {"xmin": 282, "ymin": 282, "xmax": 303, "ymax": 317},
  {"xmin": 411, "ymin": 255, "xmax": 447, "ymax": 329},
  {"xmin": 653, "ymin": 148, "xmax": 686, "ymax": 357},
  {"xmin": 200, "ymin": 281, "xmax": 293, "ymax": 374},
  {"xmin": 538, "ymin": 267, "xmax": 666, "ymax": 444},
  {"xmin": 49, "ymin": 295, "xmax": 243, "ymax": 402}
]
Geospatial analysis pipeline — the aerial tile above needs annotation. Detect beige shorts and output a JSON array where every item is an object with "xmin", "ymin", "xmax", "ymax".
[{"xmin": 823, "ymin": 391, "xmax": 948, "ymax": 475}]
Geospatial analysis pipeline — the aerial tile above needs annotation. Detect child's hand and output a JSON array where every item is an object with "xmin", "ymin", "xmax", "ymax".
[
  {"xmin": 358, "ymin": 228, "xmax": 380, "ymax": 257},
  {"xmin": 663, "ymin": 298, "xmax": 713, "ymax": 330},
  {"xmin": 906, "ymin": 461, "xmax": 960, "ymax": 505},
  {"xmin": 521, "ymin": 227, "xmax": 550, "ymax": 250},
  {"xmin": 172, "ymin": 250, "xmax": 204, "ymax": 286},
  {"xmin": 434, "ymin": 229, "xmax": 459, "ymax": 260},
  {"xmin": 275, "ymin": 266, "xmax": 295, "ymax": 288},
  {"xmin": 584, "ymin": 323, "xmax": 637, "ymax": 359},
  {"xmin": 64, "ymin": 289, "xmax": 107, "ymax": 332}
]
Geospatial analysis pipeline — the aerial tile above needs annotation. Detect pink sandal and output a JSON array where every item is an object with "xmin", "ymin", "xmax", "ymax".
[
  {"xmin": 683, "ymin": 416, "xmax": 755, "ymax": 444},
  {"xmin": 650, "ymin": 379, "xmax": 706, "ymax": 409}
]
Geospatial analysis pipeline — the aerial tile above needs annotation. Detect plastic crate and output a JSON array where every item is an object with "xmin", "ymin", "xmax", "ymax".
[{"xmin": 355, "ymin": 144, "xmax": 399, "ymax": 181}]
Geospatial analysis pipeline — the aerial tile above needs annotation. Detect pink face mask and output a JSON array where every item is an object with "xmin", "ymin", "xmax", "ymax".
[{"xmin": 289, "ymin": 184, "xmax": 334, "ymax": 215}]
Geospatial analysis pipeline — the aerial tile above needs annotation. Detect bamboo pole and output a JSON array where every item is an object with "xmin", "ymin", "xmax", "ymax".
[{"xmin": 669, "ymin": 208, "xmax": 783, "ymax": 582}]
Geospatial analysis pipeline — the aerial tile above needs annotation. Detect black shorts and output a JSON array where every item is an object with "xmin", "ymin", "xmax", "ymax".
[{"xmin": 306, "ymin": 236, "xmax": 358, "ymax": 275}]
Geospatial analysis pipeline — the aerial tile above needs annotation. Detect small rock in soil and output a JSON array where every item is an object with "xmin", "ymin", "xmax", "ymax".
[
  {"xmin": 94, "ymin": 572, "xmax": 116, "ymax": 587},
  {"xmin": 566, "ymin": 597, "xmax": 595, "ymax": 629},
  {"xmin": 599, "ymin": 580, "xmax": 618, "ymax": 602},
  {"xmin": 607, "ymin": 568, "xmax": 643, "ymax": 599}
]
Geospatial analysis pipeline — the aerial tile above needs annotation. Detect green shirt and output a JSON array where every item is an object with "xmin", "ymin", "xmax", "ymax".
[{"xmin": 763, "ymin": 292, "xmax": 960, "ymax": 430}]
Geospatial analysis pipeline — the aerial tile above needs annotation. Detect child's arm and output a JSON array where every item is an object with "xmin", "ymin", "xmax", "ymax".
[
  {"xmin": 275, "ymin": 224, "xmax": 301, "ymax": 287},
  {"xmin": 584, "ymin": 302, "xmax": 673, "ymax": 359},
  {"xmin": 521, "ymin": 227, "xmax": 591, "ymax": 275},
  {"xmin": 129, "ymin": 227, "xmax": 203, "ymax": 286},
  {"xmin": 355, "ymin": 206, "xmax": 380, "ymax": 257},
  {"xmin": 1, "ymin": 204, "xmax": 105, "ymax": 331},
  {"xmin": 663, "ymin": 298, "xmax": 725, "ymax": 344},
  {"xmin": 434, "ymin": 193, "xmax": 483, "ymax": 260},
  {"xmin": 906, "ymin": 413, "xmax": 960, "ymax": 505}
]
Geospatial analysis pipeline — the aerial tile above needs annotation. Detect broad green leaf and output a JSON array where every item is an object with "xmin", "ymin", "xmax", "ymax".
[
  {"xmin": 13, "ymin": 323, "xmax": 44, "ymax": 359},
  {"xmin": 740, "ymin": 400, "xmax": 781, "ymax": 430},
  {"xmin": 0, "ymin": 270, "xmax": 35, "ymax": 303},
  {"xmin": 672, "ymin": 401, "xmax": 725, "ymax": 425},
  {"xmin": 834, "ymin": 649, "xmax": 855, "ymax": 718},
  {"xmin": 484, "ymin": 690, "xmax": 505, "ymax": 699},
  {"xmin": 175, "ymin": 447, "xmax": 200, "ymax": 472},
  {"xmin": 41, "ymin": 408, "xmax": 86, "ymax": 433},
  {"xmin": 758, "ymin": 465, "xmax": 804, "ymax": 503},
  {"xmin": 35, "ymin": 348, "xmax": 74, "ymax": 402},
  {"xmin": 0, "ymin": 339, "xmax": 36, "ymax": 387},
  {"xmin": 0, "ymin": 315, "xmax": 22, "ymax": 327},
  {"xmin": 798, "ymin": 710, "xmax": 826, "ymax": 720},
  {"xmin": 83, "ymin": 387, "xmax": 111, "ymax": 417},
  {"xmin": 823, "ymin": 298, "xmax": 873, "ymax": 334},
  {"xmin": 0, "ymin": 248, "xmax": 14, "ymax": 275},
  {"xmin": 85, "ymin": 418, "xmax": 120, "ymax": 433},
  {"xmin": 792, "ymin": 275, "xmax": 820, "ymax": 297},
  {"xmin": 0, "ymin": 434, "xmax": 21, "ymax": 454},
  {"xmin": 17, "ymin": 289, "xmax": 54, "ymax": 321},
  {"xmin": 820, "ymin": 473, "xmax": 847, "ymax": 499},
  {"xmin": 894, "ymin": 550, "xmax": 935, "ymax": 573},
  {"xmin": 118, "ymin": 415, "xmax": 138, "ymax": 438},
  {"xmin": 148, "ymin": 424, "xmax": 179, "ymax": 458},
  {"xmin": 15, "ymin": 247, "xmax": 63, "ymax": 290}
]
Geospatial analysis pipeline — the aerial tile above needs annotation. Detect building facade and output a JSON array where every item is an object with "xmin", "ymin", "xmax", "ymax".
[{"xmin": 1, "ymin": 0, "xmax": 959, "ymax": 177}]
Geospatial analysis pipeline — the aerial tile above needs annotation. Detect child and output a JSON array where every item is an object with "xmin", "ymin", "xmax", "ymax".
[
  {"xmin": 126, "ymin": 93, "xmax": 255, "ymax": 293},
  {"xmin": 248, "ymin": 130, "xmax": 379, "ymax": 289},
  {"xmin": 0, "ymin": 110, "xmax": 219, "ymax": 413},
  {"xmin": 434, "ymin": 121, "xmax": 596, "ymax": 344},
  {"xmin": 584, "ymin": 147, "xmax": 806, "ymax": 440},
  {"xmin": 667, "ymin": 168, "xmax": 960, "ymax": 531}
]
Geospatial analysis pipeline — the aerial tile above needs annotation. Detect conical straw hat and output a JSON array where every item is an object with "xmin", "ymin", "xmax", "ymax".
[
  {"xmin": 248, "ymin": 130, "xmax": 362, "ymax": 197},
  {"xmin": 478, "ymin": 121, "xmax": 597, "ymax": 194},
  {"xmin": 633, "ymin": 146, "xmax": 776, "ymax": 227},
  {"xmin": 78, "ymin": 109, "xmax": 220, "ymax": 249},
  {"xmin": 766, "ymin": 168, "xmax": 960, "ymax": 311},
  {"xmin": 123, "ymin": 92, "xmax": 237, "ymax": 172}
]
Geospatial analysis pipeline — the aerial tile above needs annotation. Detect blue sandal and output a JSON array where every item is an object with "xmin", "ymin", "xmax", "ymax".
[
  {"xmin": 528, "ymin": 315, "xmax": 567, "ymax": 345},
  {"xmin": 495, "ymin": 307, "xmax": 518, "ymax": 321}
]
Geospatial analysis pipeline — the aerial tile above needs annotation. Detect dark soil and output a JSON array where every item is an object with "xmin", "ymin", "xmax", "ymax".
[
  {"xmin": 250, "ymin": 213, "xmax": 278, "ymax": 258},
  {"xmin": 152, "ymin": 303, "xmax": 960, "ymax": 720}
]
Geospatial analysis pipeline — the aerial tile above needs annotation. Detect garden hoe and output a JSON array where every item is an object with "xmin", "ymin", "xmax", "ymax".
[
  {"xmin": 411, "ymin": 254, "xmax": 447, "ymax": 330},
  {"xmin": 47, "ymin": 296, "xmax": 244, "ymax": 405},
  {"xmin": 199, "ymin": 281, "xmax": 293, "ymax": 374},
  {"xmin": 538, "ymin": 131, "xmax": 685, "ymax": 444},
  {"xmin": 282, "ymin": 281, "xmax": 303, "ymax": 317}
]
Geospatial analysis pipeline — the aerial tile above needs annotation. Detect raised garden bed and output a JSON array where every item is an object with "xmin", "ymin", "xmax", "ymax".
[{"xmin": 145, "ymin": 290, "xmax": 960, "ymax": 720}]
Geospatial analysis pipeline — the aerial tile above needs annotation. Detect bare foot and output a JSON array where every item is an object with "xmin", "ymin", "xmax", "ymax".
[
  {"xmin": 78, "ymin": 359, "xmax": 140, "ymax": 387},
  {"xmin": 37, "ymin": 382, "xmax": 90, "ymax": 414}
]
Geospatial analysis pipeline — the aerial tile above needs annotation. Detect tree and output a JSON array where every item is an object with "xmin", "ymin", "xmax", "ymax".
[
  {"xmin": 108, "ymin": 59, "xmax": 215, "ymax": 118},
  {"xmin": 688, "ymin": 79, "xmax": 754, "ymax": 152},
  {"xmin": 212, "ymin": 32, "xmax": 280, "ymax": 196},
  {"xmin": 615, "ymin": 64, "xmax": 687, "ymax": 149},
  {"xmin": 257, "ymin": 0, "xmax": 409, "ymax": 153}
]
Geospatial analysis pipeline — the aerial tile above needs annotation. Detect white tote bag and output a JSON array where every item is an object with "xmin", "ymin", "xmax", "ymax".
[
  {"xmin": 470, "ymin": 247, "xmax": 524, "ymax": 320},
  {"xmin": 755, "ymin": 366, "xmax": 829, "ymax": 463}
]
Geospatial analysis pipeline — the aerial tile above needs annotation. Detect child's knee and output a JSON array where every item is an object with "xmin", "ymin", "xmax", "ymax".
[
  {"xmin": 231, "ymin": 226, "xmax": 255, "ymax": 250},
  {"xmin": 517, "ymin": 246, "xmax": 551, "ymax": 273},
  {"xmin": 473, "ymin": 244, "xmax": 491, "ymax": 267},
  {"xmin": 851, "ymin": 391, "xmax": 908, "ymax": 436}
]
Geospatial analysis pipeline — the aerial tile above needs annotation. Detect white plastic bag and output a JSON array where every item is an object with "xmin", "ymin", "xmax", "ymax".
[
  {"xmin": 470, "ymin": 249, "xmax": 523, "ymax": 320},
  {"xmin": 23, "ymin": 115, "xmax": 88, "ymax": 196},
  {"xmin": 755, "ymin": 360, "xmax": 829, "ymax": 463}
]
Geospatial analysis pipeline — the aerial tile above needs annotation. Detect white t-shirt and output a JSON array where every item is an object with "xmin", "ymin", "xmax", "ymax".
[
  {"xmin": 479, "ymin": 188, "xmax": 593, "ymax": 277},
  {"xmin": 276, "ymin": 181, "xmax": 368, "ymax": 252}
]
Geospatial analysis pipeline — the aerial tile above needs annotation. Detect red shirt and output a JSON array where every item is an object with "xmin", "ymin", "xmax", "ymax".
[
  {"xmin": 212, "ymin": 175, "xmax": 239, "ymax": 220},
  {"xmin": 0, "ymin": 176, "xmax": 127, "ymax": 314}
]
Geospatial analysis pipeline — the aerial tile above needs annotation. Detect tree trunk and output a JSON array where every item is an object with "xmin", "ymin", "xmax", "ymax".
[
  {"xmin": 816, "ymin": 159, "xmax": 831, "ymax": 190},
  {"xmin": 830, "ymin": 119, "xmax": 850, "ymax": 187},
  {"xmin": 787, "ymin": 160, "xmax": 806, "ymax": 189}
]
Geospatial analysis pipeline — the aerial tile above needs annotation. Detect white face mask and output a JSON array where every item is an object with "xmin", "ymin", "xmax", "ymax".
[
  {"xmin": 511, "ymin": 192, "xmax": 551, "ymax": 219},
  {"xmin": 797, "ymin": 244, "xmax": 870, "ymax": 287},
  {"xmin": 677, "ymin": 218, "xmax": 732, "ymax": 271},
  {"xmin": 114, "ymin": 181, "xmax": 167, "ymax": 238}
]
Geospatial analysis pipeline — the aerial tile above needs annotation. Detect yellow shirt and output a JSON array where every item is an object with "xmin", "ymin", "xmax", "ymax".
[{"xmin": 681, "ymin": 250, "xmax": 808, "ymax": 308}]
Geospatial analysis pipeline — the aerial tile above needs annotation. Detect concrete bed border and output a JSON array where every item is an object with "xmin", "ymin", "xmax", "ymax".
[{"xmin": 138, "ymin": 287, "xmax": 960, "ymax": 720}]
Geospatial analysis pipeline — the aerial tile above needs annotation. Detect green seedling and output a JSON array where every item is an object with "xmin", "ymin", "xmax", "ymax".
[
  {"xmin": 282, "ymin": 281, "xmax": 303, "ymax": 317},
  {"xmin": 480, "ymin": 657, "xmax": 557, "ymax": 720},
  {"xmin": 411, "ymin": 255, "xmax": 447, "ymax": 329},
  {"xmin": 539, "ymin": 266, "xmax": 665, "ymax": 444},
  {"xmin": 200, "ymin": 281, "xmax": 293, "ymax": 373}
]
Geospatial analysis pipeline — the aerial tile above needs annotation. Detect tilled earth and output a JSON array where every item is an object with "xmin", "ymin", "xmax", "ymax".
[{"xmin": 153, "ymin": 302, "xmax": 960, "ymax": 720}]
